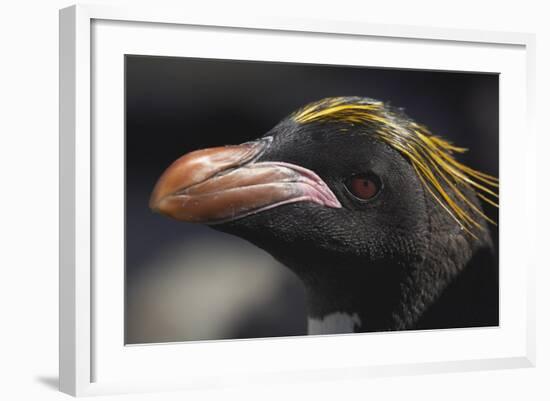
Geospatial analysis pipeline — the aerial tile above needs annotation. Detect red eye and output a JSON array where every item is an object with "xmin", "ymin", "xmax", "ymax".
[{"xmin": 347, "ymin": 174, "xmax": 380, "ymax": 201}]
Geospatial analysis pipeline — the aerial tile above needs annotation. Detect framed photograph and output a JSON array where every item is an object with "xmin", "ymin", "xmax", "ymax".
[{"xmin": 59, "ymin": 4, "xmax": 536, "ymax": 396}]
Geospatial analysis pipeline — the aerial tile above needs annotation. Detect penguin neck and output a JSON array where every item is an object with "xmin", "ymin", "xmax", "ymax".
[
  {"xmin": 232, "ymin": 221, "xmax": 483, "ymax": 335},
  {"xmin": 299, "ymin": 261, "xmax": 407, "ymax": 334},
  {"xmin": 297, "ymin": 249, "xmax": 471, "ymax": 334},
  {"xmin": 292, "ymin": 229, "xmax": 484, "ymax": 335}
]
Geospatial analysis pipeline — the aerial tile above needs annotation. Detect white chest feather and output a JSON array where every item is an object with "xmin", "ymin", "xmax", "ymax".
[{"xmin": 307, "ymin": 312, "xmax": 362, "ymax": 335}]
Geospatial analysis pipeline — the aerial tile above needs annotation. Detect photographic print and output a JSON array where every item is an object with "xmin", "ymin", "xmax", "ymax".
[{"xmin": 125, "ymin": 55, "xmax": 499, "ymax": 344}]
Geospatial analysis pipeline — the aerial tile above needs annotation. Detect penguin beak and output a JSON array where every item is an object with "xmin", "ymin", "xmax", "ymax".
[{"xmin": 149, "ymin": 136, "xmax": 341, "ymax": 224}]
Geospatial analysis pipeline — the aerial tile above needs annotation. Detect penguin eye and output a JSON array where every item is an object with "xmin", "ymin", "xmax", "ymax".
[{"xmin": 346, "ymin": 173, "xmax": 381, "ymax": 201}]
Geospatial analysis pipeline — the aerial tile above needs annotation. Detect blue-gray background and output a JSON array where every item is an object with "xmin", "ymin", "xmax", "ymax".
[{"xmin": 125, "ymin": 55, "xmax": 498, "ymax": 344}]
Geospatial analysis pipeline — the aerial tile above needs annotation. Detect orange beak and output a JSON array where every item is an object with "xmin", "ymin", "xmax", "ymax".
[{"xmin": 150, "ymin": 137, "xmax": 341, "ymax": 224}]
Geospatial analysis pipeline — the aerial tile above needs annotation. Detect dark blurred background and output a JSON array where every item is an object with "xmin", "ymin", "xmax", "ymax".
[{"xmin": 125, "ymin": 55, "xmax": 499, "ymax": 344}]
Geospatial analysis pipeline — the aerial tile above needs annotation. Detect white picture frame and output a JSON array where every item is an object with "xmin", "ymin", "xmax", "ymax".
[{"xmin": 59, "ymin": 3, "xmax": 536, "ymax": 397}]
